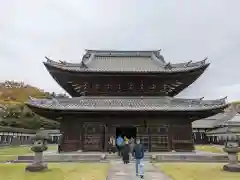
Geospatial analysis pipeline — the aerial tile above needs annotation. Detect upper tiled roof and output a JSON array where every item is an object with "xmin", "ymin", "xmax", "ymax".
[
  {"xmin": 44, "ymin": 49, "xmax": 209, "ymax": 72},
  {"xmin": 26, "ymin": 96, "xmax": 228, "ymax": 111}
]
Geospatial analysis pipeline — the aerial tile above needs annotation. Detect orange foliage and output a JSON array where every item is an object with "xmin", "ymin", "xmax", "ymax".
[{"xmin": 0, "ymin": 82, "xmax": 49, "ymax": 105}]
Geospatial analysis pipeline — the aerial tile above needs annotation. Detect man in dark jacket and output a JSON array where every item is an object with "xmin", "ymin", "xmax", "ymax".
[{"xmin": 132, "ymin": 138, "xmax": 144, "ymax": 178}]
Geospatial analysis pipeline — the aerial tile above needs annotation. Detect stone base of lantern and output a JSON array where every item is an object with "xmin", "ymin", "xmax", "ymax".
[
  {"xmin": 25, "ymin": 152, "xmax": 48, "ymax": 172},
  {"xmin": 25, "ymin": 162, "xmax": 48, "ymax": 172},
  {"xmin": 222, "ymin": 151, "xmax": 240, "ymax": 172},
  {"xmin": 223, "ymin": 163, "xmax": 240, "ymax": 172}
]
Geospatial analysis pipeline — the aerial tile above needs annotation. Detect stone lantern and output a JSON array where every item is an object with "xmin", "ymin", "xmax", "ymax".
[
  {"xmin": 25, "ymin": 128, "xmax": 50, "ymax": 172},
  {"xmin": 223, "ymin": 122, "xmax": 240, "ymax": 172}
]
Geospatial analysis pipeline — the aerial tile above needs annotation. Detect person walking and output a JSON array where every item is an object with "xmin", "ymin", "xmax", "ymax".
[
  {"xmin": 122, "ymin": 140, "xmax": 130, "ymax": 164},
  {"xmin": 132, "ymin": 138, "xmax": 144, "ymax": 179},
  {"xmin": 116, "ymin": 135, "xmax": 124, "ymax": 157}
]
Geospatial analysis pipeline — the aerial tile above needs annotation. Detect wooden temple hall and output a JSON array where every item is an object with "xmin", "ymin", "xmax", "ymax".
[{"xmin": 26, "ymin": 50, "xmax": 228, "ymax": 152}]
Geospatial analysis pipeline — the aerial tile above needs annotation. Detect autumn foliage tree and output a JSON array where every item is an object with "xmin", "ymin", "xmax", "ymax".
[{"xmin": 0, "ymin": 81, "xmax": 59, "ymax": 129}]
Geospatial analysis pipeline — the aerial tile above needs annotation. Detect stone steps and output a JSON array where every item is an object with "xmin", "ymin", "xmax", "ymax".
[
  {"xmin": 12, "ymin": 152, "xmax": 230, "ymax": 163},
  {"xmin": 152, "ymin": 154, "xmax": 229, "ymax": 162},
  {"xmin": 106, "ymin": 154, "xmax": 152, "ymax": 159},
  {"xmin": 16, "ymin": 154, "xmax": 105, "ymax": 163}
]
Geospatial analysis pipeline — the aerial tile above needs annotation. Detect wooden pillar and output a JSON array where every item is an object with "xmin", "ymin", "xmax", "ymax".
[
  {"xmin": 104, "ymin": 124, "xmax": 108, "ymax": 152},
  {"xmin": 168, "ymin": 124, "xmax": 173, "ymax": 151},
  {"xmin": 80, "ymin": 122, "xmax": 84, "ymax": 150}
]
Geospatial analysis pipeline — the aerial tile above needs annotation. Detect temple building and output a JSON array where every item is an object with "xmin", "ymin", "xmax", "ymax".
[
  {"xmin": 26, "ymin": 50, "xmax": 228, "ymax": 152},
  {"xmin": 192, "ymin": 104, "xmax": 236, "ymax": 144},
  {"xmin": 192, "ymin": 104, "xmax": 240, "ymax": 144}
]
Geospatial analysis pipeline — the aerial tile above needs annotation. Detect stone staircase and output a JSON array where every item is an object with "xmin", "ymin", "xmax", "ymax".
[
  {"xmin": 12, "ymin": 151, "xmax": 229, "ymax": 163},
  {"xmin": 15, "ymin": 152, "xmax": 106, "ymax": 163},
  {"xmin": 106, "ymin": 153, "xmax": 152, "ymax": 162}
]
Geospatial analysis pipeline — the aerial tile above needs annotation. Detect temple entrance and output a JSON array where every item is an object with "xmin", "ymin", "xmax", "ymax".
[{"xmin": 116, "ymin": 127, "xmax": 137, "ymax": 139}]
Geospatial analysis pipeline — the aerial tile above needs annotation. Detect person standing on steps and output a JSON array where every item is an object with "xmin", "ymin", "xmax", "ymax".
[
  {"xmin": 122, "ymin": 140, "xmax": 130, "ymax": 164},
  {"xmin": 132, "ymin": 138, "xmax": 144, "ymax": 179},
  {"xmin": 116, "ymin": 135, "xmax": 124, "ymax": 157}
]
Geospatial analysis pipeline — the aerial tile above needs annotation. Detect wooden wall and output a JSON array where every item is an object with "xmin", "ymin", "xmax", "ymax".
[{"xmin": 60, "ymin": 117, "xmax": 194, "ymax": 152}]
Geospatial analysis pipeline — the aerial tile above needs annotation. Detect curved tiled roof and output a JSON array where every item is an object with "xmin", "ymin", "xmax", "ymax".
[
  {"xmin": 44, "ymin": 49, "xmax": 209, "ymax": 73},
  {"xmin": 26, "ymin": 96, "xmax": 228, "ymax": 111},
  {"xmin": 192, "ymin": 104, "xmax": 238, "ymax": 129}
]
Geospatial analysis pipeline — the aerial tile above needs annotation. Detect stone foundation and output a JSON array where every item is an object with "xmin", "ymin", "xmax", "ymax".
[
  {"xmin": 223, "ymin": 164, "xmax": 240, "ymax": 172},
  {"xmin": 25, "ymin": 152, "xmax": 48, "ymax": 172},
  {"xmin": 25, "ymin": 163, "xmax": 48, "ymax": 172}
]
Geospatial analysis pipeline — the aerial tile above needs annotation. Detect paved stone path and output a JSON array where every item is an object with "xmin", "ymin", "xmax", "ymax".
[{"xmin": 107, "ymin": 161, "xmax": 172, "ymax": 180}]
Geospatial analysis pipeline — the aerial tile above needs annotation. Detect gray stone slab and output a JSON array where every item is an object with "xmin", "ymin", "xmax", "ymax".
[
  {"xmin": 107, "ymin": 161, "xmax": 171, "ymax": 180},
  {"xmin": 15, "ymin": 151, "xmax": 230, "ymax": 163},
  {"xmin": 17, "ymin": 152, "xmax": 105, "ymax": 162}
]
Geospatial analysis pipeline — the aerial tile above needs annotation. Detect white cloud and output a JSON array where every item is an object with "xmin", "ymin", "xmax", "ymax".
[{"xmin": 0, "ymin": 0, "xmax": 240, "ymax": 101}]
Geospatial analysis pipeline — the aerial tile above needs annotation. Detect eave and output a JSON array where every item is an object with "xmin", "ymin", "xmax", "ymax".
[
  {"xmin": 25, "ymin": 96, "xmax": 229, "ymax": 121},
  {"xmin": 25, "ymin": 103, "xmax": 228, "ymax": 122},
  {"xmin": 43, "ymin": 59, "xmax": 209, "ymax": 97},
  {"xmin": 44, "ymin": 57, "xmax": 209, "ymax": 74}
]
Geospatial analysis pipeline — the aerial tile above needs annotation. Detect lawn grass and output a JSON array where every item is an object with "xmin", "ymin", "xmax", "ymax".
[
  {"xmin": 195, "ymin": 145, "xmax": 224, "ymax": 153},
  {"xmin": 195, "ymin": 145, "xmax": 240, "ymax": 159},
  {"xmin": 0, "ymin": 146, "xmax": 32, "ymax": 155},
  {"xmin": 157, "ymin": 163, "xmax": 240, "ymax": 180},
  {"xmin": 0, "ymin": 145, "xmax": 57, "ymax": 161},
  {"xmin": 0, "ymin": 163, "xmax": 109, "ymax": 180}
]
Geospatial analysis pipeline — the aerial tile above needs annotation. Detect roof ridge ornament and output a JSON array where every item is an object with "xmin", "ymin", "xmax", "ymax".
[
  {"xmin": 156, "ymin": 49, "xmax": 162, "ymax": 55},
  {"xmin": 45, "ymin": 56, "xmax": 54, "ymax": 63},
  {"xmin": 80, "ymin": 61, "xmax": 88, "ymax": 68},
  {"xmin": 202, "ymin": 57, "xmax": 208, "ymax": 65},
  {"xmin": 59, "ymin": 60, "xmax": 66, "ymax": 64},
  {"xmin": 154, "ymin": 49, "xmax": 165, "ymax": 63},
  {"xmin": 164, "ymin": 62, "xmax": 172, "ymax": 69},
  {"xmin": 220, "ymin": 96, "xmax": 228, "ymax": 103},
  {"xmin": 186, "ymin": 60, "xmax": 192, "ymax": 67}
]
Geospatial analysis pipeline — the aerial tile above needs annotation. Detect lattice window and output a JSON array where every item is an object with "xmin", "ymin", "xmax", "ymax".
[{"xmin": 151, "ymin": 135, "xmax": 169, "ymax": 150}]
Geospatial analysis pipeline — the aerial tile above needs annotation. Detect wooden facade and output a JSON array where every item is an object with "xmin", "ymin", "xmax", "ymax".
[{"xmin": 59, "ymin": 117, "xmax": 194, "ymax": 152}]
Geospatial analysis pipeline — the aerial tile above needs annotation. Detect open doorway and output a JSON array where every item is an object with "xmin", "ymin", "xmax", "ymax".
[{"xmin": 116, "ymin": 127, "xmax": 137, "ymax": 139}]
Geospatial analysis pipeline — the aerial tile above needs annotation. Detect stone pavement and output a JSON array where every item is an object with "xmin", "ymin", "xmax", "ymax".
[{"xmin": 107, "ymin": 161, "xmax": 172, "ymax": 180}]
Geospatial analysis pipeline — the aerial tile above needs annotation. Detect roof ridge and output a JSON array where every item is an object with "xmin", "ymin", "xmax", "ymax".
[{"xmin": 85, "ymin": 49, "xmax": 161, "ymax": 53}]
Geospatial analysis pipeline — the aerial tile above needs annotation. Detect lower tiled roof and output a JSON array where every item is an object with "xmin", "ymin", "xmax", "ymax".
[
  {"xmin": 192, "ymin": 104, "xmax": 237, "ymax": 129},
  {"xmin": 207, "ymin": 126, "xmax": 240, "ymax": 135},
  {"xmin": 26, "ymin": 96, "xmax": 227, "ymax": 111}
]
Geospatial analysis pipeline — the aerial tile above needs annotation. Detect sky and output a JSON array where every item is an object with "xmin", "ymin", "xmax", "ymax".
[{"xmin": 0, "ymin": 0, "xmax": 240, "ymax": 102}]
